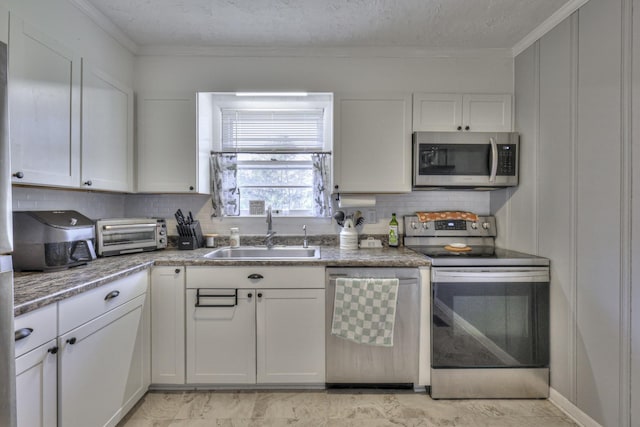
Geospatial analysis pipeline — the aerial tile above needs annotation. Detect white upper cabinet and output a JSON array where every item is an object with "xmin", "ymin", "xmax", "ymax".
[
  {"xmin": 81, "ymin": 61, "xmax": 133, "ymax": 192},
  {"xmin": 137, "ymin": 94, "xmax": 210, "ymax": 193},
  {"xmin": 413, "ymin": 93, "xmax": 512, "ymax": 132},
  {"xmin": 9, "ymin": 16, "xmax": 81, "ymax": 187},
  {"xmin": 334, "ymin": 93, "xmax": 412, "ymax": 193}
]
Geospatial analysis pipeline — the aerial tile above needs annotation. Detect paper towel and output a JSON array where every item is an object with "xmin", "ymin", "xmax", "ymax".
[{"xmin": 338, "ymin": 194, "xmax": 376, "ymax": 208}]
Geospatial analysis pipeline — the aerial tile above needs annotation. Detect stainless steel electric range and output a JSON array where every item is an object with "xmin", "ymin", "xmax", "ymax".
[{"xmin": 404, "ymin": 212, "xmax": 550, "ymax": 399}]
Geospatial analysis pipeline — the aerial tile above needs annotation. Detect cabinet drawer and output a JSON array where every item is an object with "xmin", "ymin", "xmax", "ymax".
[
  {"xmin": 14, "ymin": 303, "xmax": 57, "ymax": 358},
  {"xmin": 59, "ymin": 270, "xmax": 148, "ymax": 334},
  {"xmin": 186, "ymin": 266, "xmax": 324, "ymax": 289}
]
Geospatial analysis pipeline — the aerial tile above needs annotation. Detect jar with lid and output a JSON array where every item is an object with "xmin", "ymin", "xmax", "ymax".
[{"xmin": 229, "ymin": 227, "xmax": 240, "ymax": 248}]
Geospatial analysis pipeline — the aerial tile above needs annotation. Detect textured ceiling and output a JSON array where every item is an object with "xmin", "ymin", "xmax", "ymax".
[{"xmin": 85, "ymin": 0, "xmax": 571, "ymax": 49}]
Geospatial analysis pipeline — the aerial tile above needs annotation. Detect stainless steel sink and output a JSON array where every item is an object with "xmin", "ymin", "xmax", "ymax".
[{"xmin": 204, "ymin": 246, "xmax": 320, "ymax": 260}]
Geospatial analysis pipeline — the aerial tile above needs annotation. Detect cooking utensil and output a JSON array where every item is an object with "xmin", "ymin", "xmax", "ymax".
[{"xmin": 333, "ymin": 210, "xmax": 345, "ymax": 227}]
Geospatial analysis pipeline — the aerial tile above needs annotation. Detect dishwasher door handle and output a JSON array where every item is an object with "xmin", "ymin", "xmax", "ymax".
[{"xmin": 328, "ymin": 277, "xmax": 417, "ymax": 286}]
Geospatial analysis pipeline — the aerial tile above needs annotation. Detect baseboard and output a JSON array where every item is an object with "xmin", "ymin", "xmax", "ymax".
[{"xmin": 549, "ymin": 387, "xmax": 602, "ymax": 427}]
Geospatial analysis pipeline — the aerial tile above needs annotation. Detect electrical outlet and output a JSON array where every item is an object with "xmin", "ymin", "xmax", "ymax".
[{"xmin": 366, "ymin": 209, "xmax": 377, "ymax": 224}]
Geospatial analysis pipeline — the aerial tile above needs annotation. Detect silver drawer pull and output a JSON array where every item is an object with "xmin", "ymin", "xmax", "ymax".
[{"xmin": 15, "ymin": 328, "xmax": 33, "ymax": 341}]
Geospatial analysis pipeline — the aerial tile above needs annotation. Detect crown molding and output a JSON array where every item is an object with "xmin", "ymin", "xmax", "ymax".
[
  {"xmin": 136, "ymin": 44, "xmax": 513, "ymax": 59},
  {"xmin": 512, "ymin": 0, "xmax": 590, "ymax": 57},
  {"xmin": 69, "ymin": 0, "xmax": 138, "ymax": 54}
]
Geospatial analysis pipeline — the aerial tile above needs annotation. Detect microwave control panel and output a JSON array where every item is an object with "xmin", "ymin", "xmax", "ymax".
[{"xmin": 497, "ymin": 145, "xmax": 517, "ymax": 175}]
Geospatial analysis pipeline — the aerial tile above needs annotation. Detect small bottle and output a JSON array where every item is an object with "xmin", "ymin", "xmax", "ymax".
[
  {"xmin": 388, "ymin": 213, "xmax": 399, "ymax": 247},
  {"xmin": 229, "ymin": 227, "xmax": 240, "ymax": 248}
]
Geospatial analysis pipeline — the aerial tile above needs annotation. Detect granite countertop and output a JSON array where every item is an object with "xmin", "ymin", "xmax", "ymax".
[{"xmin": 13, "ymin": 245, "xmax": 430, "ymax": 316}]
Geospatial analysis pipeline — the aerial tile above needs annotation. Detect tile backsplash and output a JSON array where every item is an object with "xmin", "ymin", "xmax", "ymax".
[
  {"xmin": 13, "ymin": 187, "xmax": 490, "ymax": 236},
  {"xmin": 12, "ymin": 187, "xmax": 126, "ymax": 219}
]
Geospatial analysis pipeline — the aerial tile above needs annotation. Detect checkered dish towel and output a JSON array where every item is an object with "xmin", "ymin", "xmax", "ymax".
[{"xmin": 331, "ymin": 277, "xmax": 399, "ymax": 347}]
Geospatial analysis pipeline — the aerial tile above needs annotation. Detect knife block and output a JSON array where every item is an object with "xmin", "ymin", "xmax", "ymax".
[{"xmin": 177, "ymin": 220, "xmax": 204, "ymax": 250}]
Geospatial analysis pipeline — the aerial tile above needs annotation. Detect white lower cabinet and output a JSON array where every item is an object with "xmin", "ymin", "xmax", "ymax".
[
  {"xmin": 15, "ymin": 340, "xmax": 57, "ymax": 427},
  {"xmin": 185, "ymin": 266, "xmax": 325, "ymax": 385},
  {"xmin": 59, "ymin": 294, "xmax": 146, "ymax": 427},
  {"xmin": 58, "ymin": 270, "xmax": 149, "ymax": 427},
  {"xmin": 14, "ymin": 303, "xmax": 58, "ymax": 427},
  {"xmin": 151, "ymin": 267, "xmax": 185, "ymax": 385},
  {"xmin": 186, "ymin": 288, "xmax": 256, "ymax": 384},
  {"xmin": 256, "ymin": 288, "xmax": 325, "ymax": 384}
]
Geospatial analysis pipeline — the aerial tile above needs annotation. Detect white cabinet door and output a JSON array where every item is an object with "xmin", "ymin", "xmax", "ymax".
[
  {"xmin": 9, "ymin": 16, "xmax": 80, "ymax": 187},
  {"xmin": 81, "ymin": 61, "xmax": 133, "ymax": 192},
  {"xmin": 58, "ymin": 294, "xmax": 146, "ymax": 427},
  {"xmin": 334, "ymin": 93, "xmax": 412, "ymax": 193},
  {"xmin": 412, "ymin": 93, "xmax": 512, "ymax": 132},
  {"xmin": 151, "ymin": 266, "xmax": 185, "ymax": 385},
  {"xmin": 137, "ymin": 95, "xmax": 205, "ymax": 193},
  {"xmin": 15, "ymin": 341, "xmax": 57, "ymax": 427},
  {"xmin": 412, "ymin": 93, "xmax": 463, "ymax": 132},
  {"xmin": 462, "ymin": 94, "xmax": 512, "ymax": 132},
  {"xmin": 256, "ymin": 288, "xmax": 325, "ymax": 384},
  {"xmin": 186, "ymin": 289, "xmax": 256, "ymax": 384}
]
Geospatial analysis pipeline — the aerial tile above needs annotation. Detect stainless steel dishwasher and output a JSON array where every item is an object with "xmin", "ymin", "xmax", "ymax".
[{"xmin": 325, "ymin": 267, "xmax": 420, "ymax": 387}]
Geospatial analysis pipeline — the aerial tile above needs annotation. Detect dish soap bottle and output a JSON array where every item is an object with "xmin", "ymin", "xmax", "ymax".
[{"xmin": 388, "ymin": 213, "xmax": 399, "ymax": 247}]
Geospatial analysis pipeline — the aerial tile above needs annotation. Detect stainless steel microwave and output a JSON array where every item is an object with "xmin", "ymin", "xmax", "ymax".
[{"xmin": 412, "ymin": 131, "xmax": 519, "ymax": 189}]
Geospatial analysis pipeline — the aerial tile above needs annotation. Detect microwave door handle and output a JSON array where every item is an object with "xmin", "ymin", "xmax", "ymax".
[{"xmin": 489, "ymin": 137, "xmax": 498, "ymax": 183}]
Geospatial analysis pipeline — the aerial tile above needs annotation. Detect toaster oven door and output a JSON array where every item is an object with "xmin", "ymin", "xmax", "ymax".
[{"xmin": 98, "ymin": 223, "xmax": 158, "ymax": 255}]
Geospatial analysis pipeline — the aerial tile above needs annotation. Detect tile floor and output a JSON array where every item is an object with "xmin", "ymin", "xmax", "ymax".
[{"xmin": 118, "ymin": 390, "xmax": 579, "ymax": 427}]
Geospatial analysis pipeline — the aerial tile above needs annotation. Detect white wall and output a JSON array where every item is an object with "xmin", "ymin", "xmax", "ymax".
[
  {"xmin": 134, "ymin": 53, "xmax": 512, "ymax": 235},
  {"xmin": 494, "ymin": 0, "xmax": 635, "ymax": 425},
  {"xmin": 134, "ymin": 54, "xmax": 512, "ymax": 94},
  {"xmin": 12, "ymin": 187, "xmax": 125, "ymax": 219}
]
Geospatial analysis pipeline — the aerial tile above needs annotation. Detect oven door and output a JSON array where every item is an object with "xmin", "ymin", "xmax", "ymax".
[{"xmin": 431, "ymin": 267, "xmax": 549, "ymax": 369}]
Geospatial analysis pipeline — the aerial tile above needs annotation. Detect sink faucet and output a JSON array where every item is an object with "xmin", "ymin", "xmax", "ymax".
[
  {"xmin": 302, "ymin": 225, "xmax": 308, "ymax": 248},
  {"xmin": 265, "ymin": 206, "xmax": 276, "ymax": 248}
]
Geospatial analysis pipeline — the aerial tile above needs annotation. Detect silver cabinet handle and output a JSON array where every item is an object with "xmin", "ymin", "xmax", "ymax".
[{"xmin": 15, "ymin": 328, "xmax": 33, "ymax": 341}]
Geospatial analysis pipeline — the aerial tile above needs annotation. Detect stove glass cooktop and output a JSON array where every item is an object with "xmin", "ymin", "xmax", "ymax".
[
  {"xmin": 411, "ymin": 245, "xmax": 496, "ymax": 258},
  {"xmin": 407, "ymin": 246, "xmax": 550, "ymax": 267}
]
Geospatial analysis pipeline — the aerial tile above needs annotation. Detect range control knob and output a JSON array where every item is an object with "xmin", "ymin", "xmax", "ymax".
[
  {"xmin": 159, "ymin": 230, "xmax": 166, "ymax": 235},
  {"xmin": 482, "ymin": 222, "xmax": 491, "ymax": 230},
  {"xmin": 421, "ymin": 222, "xmax": 429, "ymax": 230},
  {"xmin": 410, "ymin": 221, "xmax": 418, "ymax": 230},
  {"xmin": 471, "ymin": 222, "xmax": 478, "ymax": 229}
]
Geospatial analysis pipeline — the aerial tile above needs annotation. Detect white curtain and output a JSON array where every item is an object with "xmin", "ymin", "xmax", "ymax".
[
  {"xmin": 312, "ymin": 153, "xmax": 332, "ymax": 217},
  {"xmin": 210, "ymin": 153, "xmax": 240, "ymax": 217}
]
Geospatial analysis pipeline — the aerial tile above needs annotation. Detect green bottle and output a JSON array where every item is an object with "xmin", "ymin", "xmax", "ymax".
[{"xmin": 388, "ymin": 213, "xmax": 399, "ymax": 247}]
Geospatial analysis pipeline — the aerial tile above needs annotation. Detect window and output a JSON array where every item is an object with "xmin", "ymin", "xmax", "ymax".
[{"xmin": 201, "ymin": 93, "xmax": 333, "ymax": 217}]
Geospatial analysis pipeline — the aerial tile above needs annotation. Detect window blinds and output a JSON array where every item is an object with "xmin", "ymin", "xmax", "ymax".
[{"xmin": 221, "ymin": 108, "xmax": 325, "ymax": 152}]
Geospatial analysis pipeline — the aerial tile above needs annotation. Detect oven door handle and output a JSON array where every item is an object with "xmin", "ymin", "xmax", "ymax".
[
  {"xmin": 489, "ymin": 137, "xmax": 498, "ymax": 183},
  {"xmin": 433, "ymin": 270, "xmax": 549, "ymax": 283},
  {"xmin": 102, "ymin": 223, "xmax": 158, "ymax": 231}
]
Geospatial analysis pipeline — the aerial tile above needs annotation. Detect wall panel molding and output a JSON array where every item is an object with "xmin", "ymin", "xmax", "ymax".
[{"xmin": 619, "ymin": 0, "xmax": 633, "ymax": 425}]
